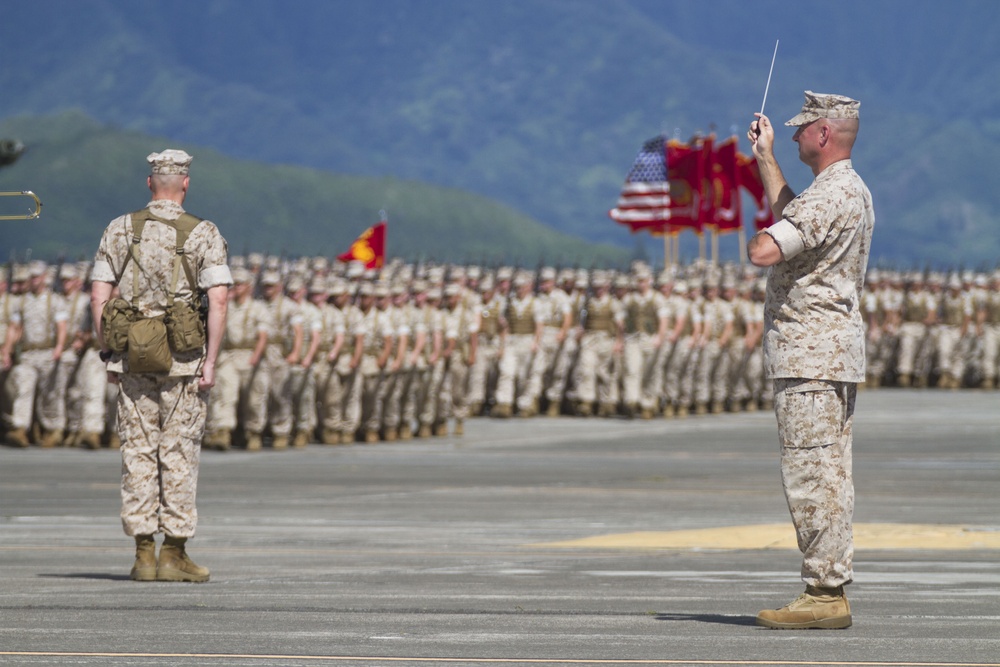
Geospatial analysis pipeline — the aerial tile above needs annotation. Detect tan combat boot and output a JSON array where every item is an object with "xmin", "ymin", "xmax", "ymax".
[
  {"xmin": 662, "ymin": 403, "xmax": 675, "ymax": 419},
  {"xmin": 399, "ymin": 424, "xmax": 413, "ymax": 441},
  {"xmin": 577, "ymin": 401, "xmax": 593, "ymax": 417},
  {"xmin": 272, "ymin": 435, "xmax": 289, "ymax": 450},
  {"xmin": 79, "ymin": 432, "xmax": 103, "ymax": 450},
  {"xmin": 39, "ymin": 429, "xmax": 63, "ymax": 448},
  {"xmin": 245, "ymin": 432, "xmax": 263, "ymax": 451},
  {"xmin": 756, "ymin": 585, "xmax": 852, "ymax": 630},
  {"xmin": 383, "ymin": 428, "xmax": 398, "ymax": 442},
  {"xmin": 156, "ymin": 535, "xmax": 210, "ymax": 583},
  {"xmin": 130, "ymin": 534, "xmax": 157, "ymax": 582},
  {"xmin": 491, "ymin": 403, "xmax": 512, "ymax": 419},
  {"xmin": 433, "ymin": 421, "xmax": 448, "ymax": 437},
  {"xmin": 6, "ymin": 428, "xmax": 30, "ymax": 448},
  {"xmin": 340, "ymin": 430, "xmax": 355, "ymax": 444},
  {"xmin": 321, "ymin": 428, "xmax": 340, "ymax": 445},
  {"xmin": 453, "ymin": 419, "xmax": 464, "ymax": 436},
  {"xmin": 364, "ymin": 429, "xmax": 379, "ymax": 443},
  {"xmin": 107, "ymin": 432, "xmax": 122, "ymax": 449},
  {"xmin": 292, "ymin": 431, "xmax": 309, "ymax": 448},
  {"xmin": 417, "ymin": 423, "xmax": 432, "ymax": 438},
  {"xmin": 546, "ymin": 402, "xmax": 560, "ymax": 418}
]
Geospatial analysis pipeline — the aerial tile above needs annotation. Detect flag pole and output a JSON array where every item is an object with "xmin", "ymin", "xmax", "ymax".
[{"xmin": 738, "ymin": 227, "xmax": 747, "ymax": 267}]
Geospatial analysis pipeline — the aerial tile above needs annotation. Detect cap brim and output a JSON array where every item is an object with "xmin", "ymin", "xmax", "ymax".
[{"xmin": 784, "ymin": 112, "xmax": 819, "ymax": 127}]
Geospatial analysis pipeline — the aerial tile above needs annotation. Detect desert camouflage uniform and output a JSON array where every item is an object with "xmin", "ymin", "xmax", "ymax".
[
  {"xmin": 62, "ymin": 278, "xmax": 107, "ymax": 446},
  {"xmin": 291, "ymin": 292, "xmax": 323, "ymax": 445},
  {"xmin": 92, "ymin": 197, "xmax": 231, "ymax": 538},
  {"xmin": 263, "ymin": 288, "xmax": 304, "ymax": 445},
  {"xmin": 665, "ymin": 283, "xmax": 702, "ymax": 415},
  {"xmin": 979, "ymin": 276, "xmax": 1000, "ymax": 388},
  {"xmin": 896, "ymin": 278, "xmax": 937, "ymax": 387},
  {"xmin": 324, "ymin": 287, "xmax": 363, "ymax": 443},
  {"xmin": 694, "ymin": 282, "xmax": 734, "ymax": 414},
  {"xmin": 494, "ymin": 284, "xmax": 545, "ymax": 415},
  {"xmin": 355, "ymin": 295, "xmax": 395, "ymax": 439},
  {"xmin": 761, "ymin": 158, "xmax": 874, "ymax": 589},
  {"xmin": 379, "ymin": 288, "xmax": 411, "ymax": 439},
  {"xmin": 467, "ymin": 286, "xmax": 504, "ymax": 414},
  {"xmin": 538, "ymin": 280, "xmax": 573, "ymax": 414},
  {"xmin": 935, "ymin": 280, "xmax": 972, "ymax": 388},
  {"xmin": 435, "ymin": 287, "xmax": 479, "ymax": 432},
  {"xmin": 621, "ymin": 283, "xmax": 667, "ymax": 417},
  {"xmin": 205, "ymin": 288, "xmax": 270, "ymax": 446},
  {"xmin": 7, "ymin": 277, "xmax": 70, "ymax": 442},
  {"xmin": 574, "ymin": 283, "xmax": 623, "ymax": 413}
]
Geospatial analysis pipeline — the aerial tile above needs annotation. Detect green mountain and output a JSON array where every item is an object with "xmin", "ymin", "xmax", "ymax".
[
  {"xmin": 2, "ymin": 0, "xmax": 1000, "ymax": 267},
  {"xmin": 0, "ymin": 113, "xmax": 627, "ymax": 266}
]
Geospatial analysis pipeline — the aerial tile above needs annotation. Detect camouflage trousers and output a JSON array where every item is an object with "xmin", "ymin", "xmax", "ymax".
[
  {"xmin": 542, "ymin": 328, "xmax": 575, "ymax": 405},
  {"xmin": 467, "ymin": 335, "xmax": 501, "ymax": 410},
  {"xmin": 694, "ymin": 338, "xmax": 730, "ymax": 406},
  {"xmin": 7, "ymin": 348, "xmax": 69, "ymax": 431},
  {"xmin": 663, "ymin": 336, "xmax": 697, "ymax": 408},
  {"xmin": 265, "ymin": 347, "xmax": 294, "ymax": 437},
  {"xmin": 773, "ymin": 378, "xmax": 856, "ymax": 589},
  {"xmin": 495, "ymin": 334, "xmax": 544, "ymax": 411},
  {"xmin": 575, "ymin": 331, "xmax": 618, "ymax": 406},
  {"xmin": 934, "ymin": 326, "xmax": 967, "ymax": 381},
  {"xmin": 118, "ymin": 373, "xmax": 207, "ymax": 538},
  {"xmin": 622, "ymin": 333, "xmax": 663, "ymax": 411},
  {"xmin": 65, "ymin": 348, "xmax": 108, "ymax": 435},
  {"xmin": 981, "ymin": 324, "xmax": 1000, "ymax": 384},
  {"xmin": 207, "ymin": 349, "xmax": 268, "ymax": 434},
  {"xmin": 437, "ymin": 354, "xmax": 471, "ymax": 423},
  {"xmin": 896, "ymin": 322, "xmax": 934, "ymax": 379}
]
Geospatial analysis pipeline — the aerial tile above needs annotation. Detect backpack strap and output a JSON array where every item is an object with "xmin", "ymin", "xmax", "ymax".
[{"xmin": 119, "ymin": 208, "xmax": 204, "ymax": 310}]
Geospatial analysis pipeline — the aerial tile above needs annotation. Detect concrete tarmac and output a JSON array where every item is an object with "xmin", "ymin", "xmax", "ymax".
[{"xmin": 2, "ymin": 389, "xmax": 999, "ymax": 666}]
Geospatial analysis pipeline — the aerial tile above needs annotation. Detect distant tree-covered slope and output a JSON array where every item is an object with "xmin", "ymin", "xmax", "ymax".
[{"xmin": 0, "ymin": 113, "xmax": 628, "ymax": 266}]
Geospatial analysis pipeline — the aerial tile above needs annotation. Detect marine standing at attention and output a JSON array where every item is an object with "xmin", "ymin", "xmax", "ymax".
[
  {"xmin": 90, "ymin": 149, "xmax": 231, "ymax": 582},
  {"xmin": 747, "ymin": 92, "xmax": 875, "ymax": 629}
]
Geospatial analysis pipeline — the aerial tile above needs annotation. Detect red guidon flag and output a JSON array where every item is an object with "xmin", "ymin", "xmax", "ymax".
[
  {"xmin": 709, "ymin": 136, "xmax": 742, "ymax": 233},
  {"xmin": 337, "ymin": 221, "xmax": 386, "ymax": 268},
  {"xmin": 737, "ymin": 152, "xmax": 775, "ymax": 230},
  {"xmin": 663, "ymin": 138, "xmax": 703, "ymax": 234}
]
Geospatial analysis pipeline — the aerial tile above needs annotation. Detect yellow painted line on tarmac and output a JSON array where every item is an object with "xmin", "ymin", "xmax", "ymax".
[
  {"xmin": 1, "ymin": 655, "xmax": 998, "ymax": 666},
  {"xmin": 534, "ymin": 523, "xmax": 1000, "ymax": 550}
]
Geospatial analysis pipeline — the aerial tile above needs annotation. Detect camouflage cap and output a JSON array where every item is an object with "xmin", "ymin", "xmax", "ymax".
[
  {"xmin": 328, "ymin": 278, "xmax": 349, "ymax": 295},
  {"xmin": 28, "ymin": 260, "xmax": 47, "ymax": 277},
  {"xmin": 259, "ymin": 269, "xmax": 282, "ymax": 286},
  {"xmin": 231, "ymin": 267, "xmax": 252, "ymax": 284},
  {"xmin": 308, "ymin": 276, "xmax": 328, "ymax": 294},
  {"xmin": 785, "ymin": 91, "xmax": 860, "ymax": 127},
  {"xmin": 147, "ymin": 149, "xmax": 193, "ymax": 175},
  {"xmin": 58, "ymin": 264, "xmax": 79, "ymax": 280}
]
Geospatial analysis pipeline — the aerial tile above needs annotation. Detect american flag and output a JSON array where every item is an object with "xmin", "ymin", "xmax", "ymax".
[{"xmin": 608, "ymin": 136, "xmax": 671, "ymax": 232}]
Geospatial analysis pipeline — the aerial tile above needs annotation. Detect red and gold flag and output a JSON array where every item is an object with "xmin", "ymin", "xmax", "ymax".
[
  {"xmin": 663, "ymin": 138, "xmax": 702, "ymax": 234},
  {"xmin": 709, "ymin": 136, "xmax": 742, "ymax": 233},
  {"xmin": 337, "ymin": 221, "xmax": 386, "ymax": 269},
  {"xmin": 737, "ymin": 152, "xmax": 775, "ymax": 230}
]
